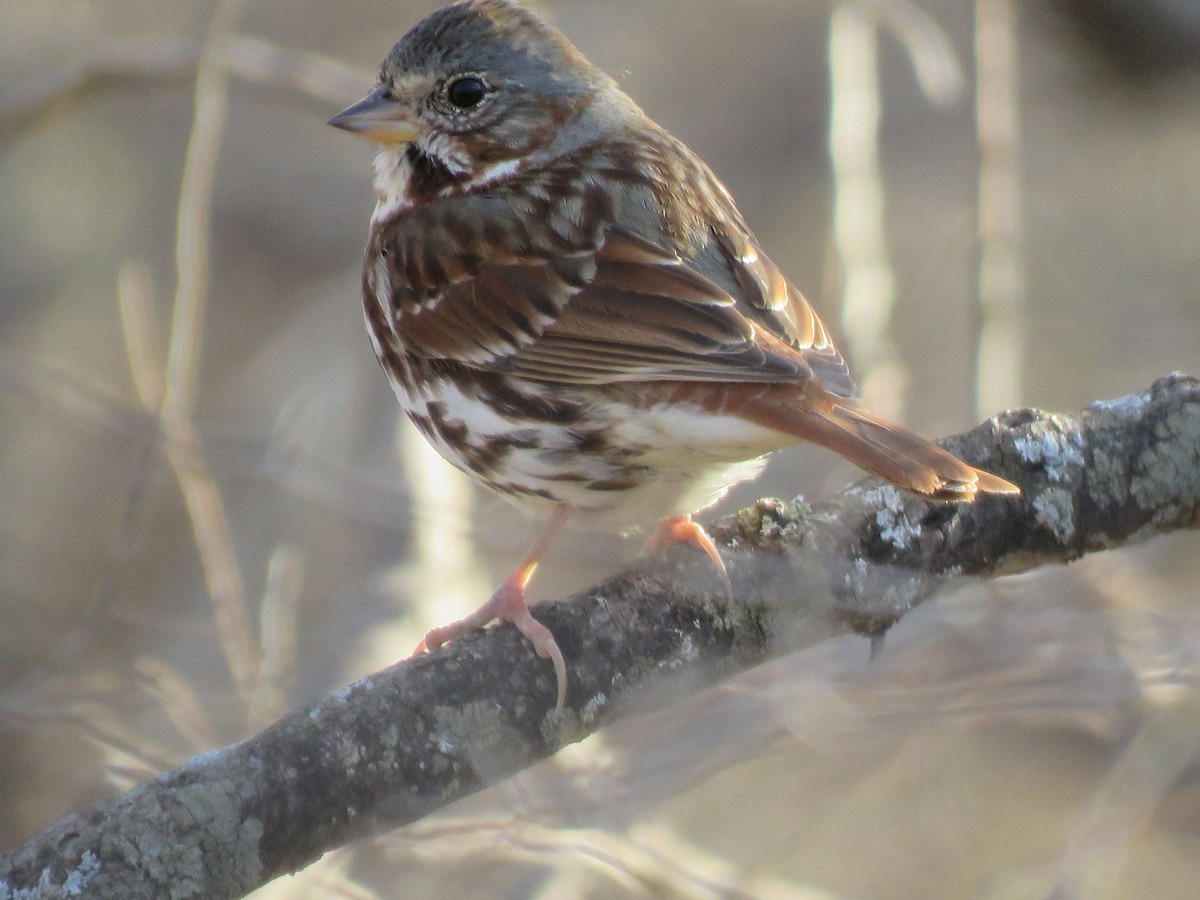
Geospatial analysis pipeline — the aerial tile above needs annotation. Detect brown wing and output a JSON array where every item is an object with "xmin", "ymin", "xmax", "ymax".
[
  {"xmin": 501, "ymin": 229, "xmax": 832, "ymax": 384},
  {"xmin": 380, "ymin": 202, "xmax": 854, "ymax": 392},
  {"xmin": 713, "ymin": 226, "xmax": 857, "ymax": 399}
]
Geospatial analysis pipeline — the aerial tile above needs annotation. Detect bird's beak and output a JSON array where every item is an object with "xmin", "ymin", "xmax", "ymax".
[{"xmin": 327, "ymin": 84, "xmax": 420, "ymax": 144}]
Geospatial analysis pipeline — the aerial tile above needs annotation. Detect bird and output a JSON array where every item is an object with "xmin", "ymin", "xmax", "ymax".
[{"xmin": 328, "ymin": 0, "xmax": 1018, "ymax": 714}]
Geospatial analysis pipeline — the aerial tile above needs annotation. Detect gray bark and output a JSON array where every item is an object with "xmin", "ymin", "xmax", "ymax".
[{"xmin": 3, "ymin": 373, "xmax": 1198, "ymax": 900}]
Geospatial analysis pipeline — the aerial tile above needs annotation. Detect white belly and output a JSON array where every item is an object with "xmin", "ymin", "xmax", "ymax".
[{"xmin": 392, "ymin": 376, "xmax": 789, "ymax": 532}]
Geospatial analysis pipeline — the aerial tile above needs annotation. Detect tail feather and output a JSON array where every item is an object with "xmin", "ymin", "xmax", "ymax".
[{"xmin": 744, "ymin": 399, "xmax": 1019, "ymax": 500}]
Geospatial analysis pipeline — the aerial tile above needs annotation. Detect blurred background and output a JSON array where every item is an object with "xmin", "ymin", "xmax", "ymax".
[{"xmin": 3, "ymin": 0, "xmax": 1200, "ymax": 897}]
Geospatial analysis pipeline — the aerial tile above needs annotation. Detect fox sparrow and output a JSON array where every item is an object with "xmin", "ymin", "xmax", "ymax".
[{"xmin": 329, "ymin": 0, "xmax": 1018, "ymax": 712}]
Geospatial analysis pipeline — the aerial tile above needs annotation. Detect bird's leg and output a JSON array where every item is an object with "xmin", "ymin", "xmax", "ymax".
[
  {"xmin": 415, "ymin": 503, "xmax": 573, "ymax": 713},
  {"xmin": 642, "ymin": 514, "xmax": 732, "ymax": 597}
]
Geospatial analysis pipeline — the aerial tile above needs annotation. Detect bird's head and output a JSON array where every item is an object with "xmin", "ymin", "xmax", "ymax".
[{"xmin": 329, "ymin": 0, "xmax": 614, "ymax": 187}]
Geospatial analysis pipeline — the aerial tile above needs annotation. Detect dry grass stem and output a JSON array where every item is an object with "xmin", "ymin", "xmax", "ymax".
[
  {"xmin": 382, "ymin": 423, "xmax": 490, "ymax": 657},
  {"xmin": 829, "ymin": 3, "xmax": 906, "ymax": 419},
  {"xmin": 250, "ymin": 544, "xmax": 305, "ymax": 725},
  {"xmin": 135, "ymin": 656, "xmax": 221, "ymax": 754},
  {"xmin": 161, "ymin": 0, "xmax": 249, "ymax": 433},
  {"xmin": 863, "ymin": 0, "xmax": 966, "ymax": 106},
  {"xmin": 219, "ymin": 35, "xmax": 374, "ymax": 105},
  {"xmin": 117, "ymin": 262, "xmax": 166, "ymax": 410},
  {"xmin": 383, "ymin": 819, "xmax": 760, "ymax": 900},
  {"xmin": 66, "ymin": 704, "xmax": 178, "ymax": 784},
  {"xmin": 974, "ymin": 0, "xmax": 1025, "ymax": 418},
  {"xmin": 159, "ymin": 0, "xmax": 260, "ymax": 696},
  {"xmin": 117, "ymin": 260, "xmax": 260, "ymax": 701},
  {"xmin": 1054, "ymin": 686, "xmax": 1200, "ymax": 895},
  {"xmin": 0, "ymin": 35, "xmax": 373, "ymax": 134}
]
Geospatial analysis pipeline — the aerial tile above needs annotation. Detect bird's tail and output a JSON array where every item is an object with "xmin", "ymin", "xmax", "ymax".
[{"xmin": 745, "ymin": 399, "xmax": 1019, "ymax": 500}]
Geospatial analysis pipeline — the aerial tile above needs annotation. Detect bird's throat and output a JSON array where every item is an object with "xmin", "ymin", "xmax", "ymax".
[
  {"xmin": 371, "ymin": 140, "xmax": 528, "ymax": 226},
  {"xmin": 405, "ymin": 143, "xmax": 465, "ymax": 199},
  {"xmin": 370, "ymin": 142, "xmax": 462, "ymax": 222}
]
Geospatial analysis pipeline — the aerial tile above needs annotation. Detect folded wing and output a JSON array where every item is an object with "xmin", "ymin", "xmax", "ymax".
[{"xmin": 383, "ymin": 207, "xmax": 857, "ymax": 397}]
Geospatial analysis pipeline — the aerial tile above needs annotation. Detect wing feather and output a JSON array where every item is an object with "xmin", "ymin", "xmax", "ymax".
[
  {"xmin": 714, "ymin": 227, "xmax": 857, "ymax": 398},
  {"xmin": 377, "ymin": 193, "xmax": 855, "ymax": 393}
]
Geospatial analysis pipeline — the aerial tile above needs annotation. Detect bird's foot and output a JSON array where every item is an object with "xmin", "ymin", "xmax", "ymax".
[
  {"xmin": 642, "ymin": 515, "xmax": 732, "ymax": 597},
  {"xmin": 414, "ymin": 563, "xmax": 567, "ymax": 714}
]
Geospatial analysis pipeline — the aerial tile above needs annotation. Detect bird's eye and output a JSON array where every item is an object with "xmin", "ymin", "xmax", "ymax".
[{"xmin": 446, "ymin": 76, "xmax": 487, "ymax": 110}]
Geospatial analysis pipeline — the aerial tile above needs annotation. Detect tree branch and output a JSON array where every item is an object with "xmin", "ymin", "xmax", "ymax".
[{"xmin": 3, "ymin": 374, "xmax": 1199, "ymax": 900}]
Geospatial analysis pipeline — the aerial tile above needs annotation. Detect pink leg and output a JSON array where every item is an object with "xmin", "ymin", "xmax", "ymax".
[
  {"xmin": 414, "ymin": 504, "xmax": 572, "ymax": 713},
  {"xmin": 642, "ymin": 515, "xmax": 732, "ymax": 596}
]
